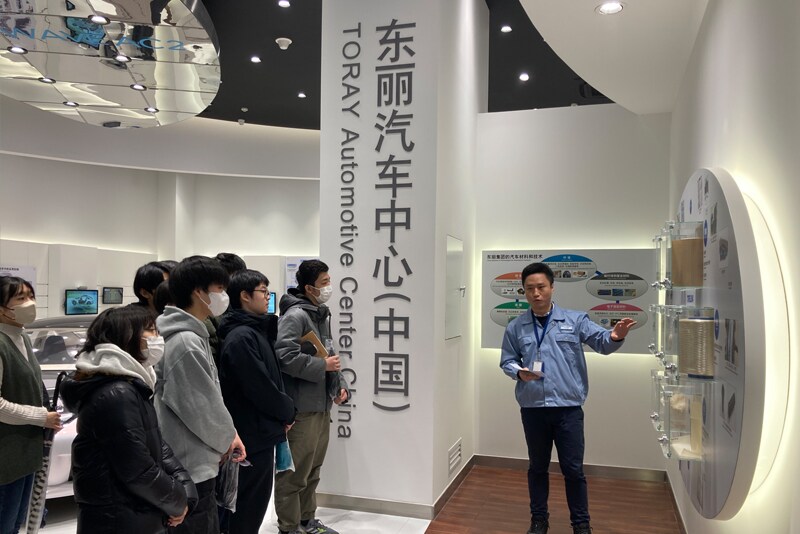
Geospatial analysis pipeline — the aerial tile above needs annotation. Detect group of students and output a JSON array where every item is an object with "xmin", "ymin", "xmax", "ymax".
[{"xmin": 0, "ymin": 255, "xmax": 349, "ymax": 534}]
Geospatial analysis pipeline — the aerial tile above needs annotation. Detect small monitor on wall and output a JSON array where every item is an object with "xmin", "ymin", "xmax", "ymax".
[
  {"xmin": 65, "ymin": 289, "xmax": 98, "ymax": 316},
  {"xmin": 268, "ymin": 291, "xmax": 277, "ymax": 314},
  {"xmin": 102, "ymin": 287, "xmax": 124, "ymax": 305}
]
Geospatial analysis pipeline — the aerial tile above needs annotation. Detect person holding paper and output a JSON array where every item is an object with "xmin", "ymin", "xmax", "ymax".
[
  {"xmin": 219, "ymin": 269, "xmax": 295, "ymax": 534},
  {"xmin": 274, "ymin": 260, "xmax": 349, "ymax": 534},
  {"xmin": 499, "ymin": 262, "xmax": 635, "ymax": 534}
]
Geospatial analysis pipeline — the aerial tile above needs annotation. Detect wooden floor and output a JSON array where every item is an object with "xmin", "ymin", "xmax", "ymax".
[{"xmin": 427, "ymin": 466, "xmax": 682, "ymax": 534}]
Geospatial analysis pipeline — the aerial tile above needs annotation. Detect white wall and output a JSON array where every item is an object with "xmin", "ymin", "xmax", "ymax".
[
  {"xmin": 668, "ymin": 0, "xmax": 800, "ymax": 531},
  {"xmin": 431, "ymin": 0, "xmax": 488, "ymax": 500},
  {"xmin": 475, "ymin": 104, "xmax": 671, "ymax": 470},
  {"xmin": 0, "ymin": 95, "xmax": 320, "ymax": 180},
  {"xmin": 0, "ymin": 153, "xmax": 158, "ymax": 252},
  {"xmin": 191, "ymin": 175, "xmax": 320, "ymax": 258}
]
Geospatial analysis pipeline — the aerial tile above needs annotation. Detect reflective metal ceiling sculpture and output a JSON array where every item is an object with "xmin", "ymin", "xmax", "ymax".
[{"xmin": 0, "ymin": 0, "xmax": 219, "ymax": 127}]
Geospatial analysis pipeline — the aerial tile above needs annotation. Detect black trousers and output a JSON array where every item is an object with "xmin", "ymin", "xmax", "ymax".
[
  {"xmin": 521, "ymin": 406, "xmax": 589, "ymax": 526},
  {"xmin": 229, "ymin": 447, "xmax": 275, "ymax": 534},
  {"xmin": 171, "ymin": 478, "xmax": 219, "ymax": 534}
]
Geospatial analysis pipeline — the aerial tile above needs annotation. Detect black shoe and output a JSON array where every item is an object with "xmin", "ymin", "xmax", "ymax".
[
  {"xmin": 573, "ymin": 523, "xmax": 592, "ymax": 534},
  {"xmin": 527, "ymin": 515, "xmax": 549, "ymax": 534}
]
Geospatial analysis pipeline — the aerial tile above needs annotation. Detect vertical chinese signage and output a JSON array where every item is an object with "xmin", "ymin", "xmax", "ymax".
[{"xmin": 320, "ymin": 1, "xmax": 437, "ymax": 502}]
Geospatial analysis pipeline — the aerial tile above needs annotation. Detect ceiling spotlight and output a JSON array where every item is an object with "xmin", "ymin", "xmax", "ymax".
[
  {"xmin": 145, "ymin": 106, "xmax": 158, "ymax": 113},
  {"xmin": 278, "ymin": 0, "xmax": 290, "ymax": 7},
  {"xmin": 250, "ymin": 55, "xmax": 261, "ymax": 63},
  {"xmin": 519, "ymin": 73, "xmax": 530, "ymax": 82},
  {"xmin": 130, "ymin": 83, "xmax": 147, "ymax": 91},
  {"xmin": 115, "ymin": 54, "xmax": 131, "ymax": 63},
  {"xmin": 500, "ymin": 25, "xmax": 512, "ymax": 33},
  {"xmin": 63, "ymin": 101, "xmax": 79, "ymax": 107},
  {"xmin": 38, "ymin": 77, "xmax": 56, "ymax": 84},
  {"xmin": 238, "ymin": 119, "xmax": 246, "ymax": 125},
  {"xmin": 241, "ymin": 107, "xmax": 248, "ymax": 112},
  {"xmin": 89, "ymin": 14, "xmax": 110, "ymax": 24},
  {"xmin": 597, "ymin": 2, "xmax": 624, "ymax": 15},
  {"xmin": 298, "ymin": 92, "xmax": 307, "ymax": 98},
  {"xmin": 275, "ymin": 37, "xmax": 292, "ymax": 50},
  {"xmin": 7, "ymin": 46, "xmax": 27, "ymax": 54}
]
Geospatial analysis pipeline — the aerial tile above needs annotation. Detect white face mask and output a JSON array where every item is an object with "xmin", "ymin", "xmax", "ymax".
[
  {"xmin": 3, "ymin": 300, "xmax": 36, "ymax": 326},
  {"xmin": 315, "ymin": 285, "xmax": 333, "ymax": 304},
  {"xmin": 142, "ymin": 336, "xmax": 165, "ymax": 366},
  {"xmin": 202, "ymin": 290, "xmax": 230, "ymax": 317}
]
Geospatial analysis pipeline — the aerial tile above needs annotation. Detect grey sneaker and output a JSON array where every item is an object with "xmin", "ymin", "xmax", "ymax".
[{"xmin": 302, "ymin": 519, "xmax": 340, "ymax": 534}]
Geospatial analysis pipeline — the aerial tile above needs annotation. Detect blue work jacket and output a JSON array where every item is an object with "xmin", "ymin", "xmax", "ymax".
[{"xmin": 500, "ymin": 302, "xmax": 624, "ymax": 407}]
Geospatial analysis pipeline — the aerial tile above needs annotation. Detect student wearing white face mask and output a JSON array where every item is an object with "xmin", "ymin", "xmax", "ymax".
[
  {"xmin": 274, "ymin": 260, "xmax": 350, "ymax": 534},
  {"xmin": 0, "ymin": 276, "xmax": 62, "ymax": 534},
  {"xmin": 154, "ymin": 256, "xmax": 247, "ymax": 534},
  {"xmin": 60, "ymin": 305, "xmax": 197, "ymax": 533}
]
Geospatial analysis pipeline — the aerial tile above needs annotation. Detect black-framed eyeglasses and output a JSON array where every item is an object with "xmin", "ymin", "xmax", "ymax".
[{"xmin": 252, "ymin": 289, "xmax": 270, "ymax": 298}]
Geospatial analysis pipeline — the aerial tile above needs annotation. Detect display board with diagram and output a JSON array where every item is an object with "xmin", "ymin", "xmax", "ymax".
[{"xmin": 481, "ymin": 249, "xmax": 656, "ymax": 353}]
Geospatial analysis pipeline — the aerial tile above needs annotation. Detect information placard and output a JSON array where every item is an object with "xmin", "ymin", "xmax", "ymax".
[{"xmin": 482, "ymin": 249, "xmax": 656, "ymax": 353}]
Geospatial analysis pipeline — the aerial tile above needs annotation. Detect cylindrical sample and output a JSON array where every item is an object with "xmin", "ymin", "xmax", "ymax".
[
  {"xmin": 679, "ymin": 318, "xmax": 715, "ymax": 377},
  {"xmin": 690, "ymin": 396, "xmax": 703, "ymax": 454},
  {"xmin": 671, "ymin": 237, "xmax": 704, "ymax": 287}
]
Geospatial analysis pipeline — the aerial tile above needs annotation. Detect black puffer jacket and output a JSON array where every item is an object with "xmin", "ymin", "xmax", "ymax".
[
  {"xmin": 218, "ymin": 310, "xmax": 295, "ymax": 453},
  {"xmin": 61, "ymin": 372, "xmax": 197, "ymax": 533}
]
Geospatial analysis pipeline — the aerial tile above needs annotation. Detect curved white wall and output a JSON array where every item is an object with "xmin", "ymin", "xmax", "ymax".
[{"xmin": 669, "ymin": 0, "xmax": 800, "ymax": 531}]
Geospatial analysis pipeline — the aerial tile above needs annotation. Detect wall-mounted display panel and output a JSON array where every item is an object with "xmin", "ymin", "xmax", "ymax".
[{"xmin": 482, "ymin": 249, "xmax": 655, "ymax": 353}]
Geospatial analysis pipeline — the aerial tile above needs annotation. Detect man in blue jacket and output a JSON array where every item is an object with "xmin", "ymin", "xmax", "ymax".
[
  {"xmin": 500, "ymin": 263, "xmax": 636, "ymax": 534},
  {"xmin": 219, "ymin": 269, "xmax": 295, "ymax": 534}
]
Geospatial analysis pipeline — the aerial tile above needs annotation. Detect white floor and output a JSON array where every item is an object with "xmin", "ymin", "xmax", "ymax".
[{"xmin": 40, "ymin": 497, "xmax": 430, "ymax": 534}]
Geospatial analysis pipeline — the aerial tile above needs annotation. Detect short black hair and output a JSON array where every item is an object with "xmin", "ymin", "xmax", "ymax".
[
  {"xmin": 215, "ymin": 253, "xmax": 247, "ymax": 275},
  {"xmin": 153, "ymin": 280, "xmax": 173, "ymax": 315},
  {"xmin": 81, "ymin": 305, "xmax": 156, "ymax": 363},
  {"xmin": 296, "ymin": 259, "xmax": 329, "ymax": 293},
  {"xmin": 133, "ymin": 262, "xmax": 167, "ymax": 304},
  {"xmin": 169, "ymin": 256, "xmax": 230, "ymax": 309},
  {"xmin": 521, "ymin": 262, "xmax": 554, "ymax": 286},
  {"xmin": 0, "ymin": 276, "xmax": 35, "ymax": 308},
  {"xmin": 157, "ymin": 260, "xmax": 178, "ymax": 273},
  {"xmin": 228, "ymin": 269, "xmax": 270, "ymax": 309}
]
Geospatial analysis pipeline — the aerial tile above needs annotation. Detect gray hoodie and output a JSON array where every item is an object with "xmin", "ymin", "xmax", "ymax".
[
  {"xmin": 276, "ymin": 289, "xmax": 349, "ymax": 413},
  {"xmin": 154, "ymin": 306, "xmax": 235, "ymax": 484}
]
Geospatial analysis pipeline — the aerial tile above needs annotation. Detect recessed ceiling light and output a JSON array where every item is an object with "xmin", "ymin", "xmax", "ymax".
[
  {"xmin": 115, "ymin": 54, "xmax": 131, "ymax": 63},
  {"xmin": 500, "ymin": 25, "xmax": 512, "ymax": 33},
  {"xmin": 89, "ymin": 14, "xmax": 110, "ymax": 24},
  {"xmin": 250, "ymin": 55, "xmax": 261, "ymax": 63},
  {"xmin": 63, "ymin": 101, "xmax": 79, "ymax": 107},
  {"xmin": 519, "ymin": 73, "xmax": 530, "ymax": 82},
  {"xmin": 278, "ymin": 0, "xmax": 291, "ymax": 7},
  {"xmin": 241, "ymin": 107, "xmax": 248, "ymax": 112},
  {"xmin": 298, "ymin": 92, "xmax": 307, "ymax": 98},
  {"xmin": 145, "ymin": 107, "xmax": 158, "ymax": 113},
  {"xmin": 597, "ymin": 2, "xmax": 624, "ymax": 15},
  {"xmin": 38, "ymin": 77, "xmax": 56, "ymax": 84},
  {"xmin": 7, "ymin": 46, "xmax": 27, "ymax": 54},
  {"xmin": 130, "ymin": 83, "xmax": 147, "ymax": 91}
]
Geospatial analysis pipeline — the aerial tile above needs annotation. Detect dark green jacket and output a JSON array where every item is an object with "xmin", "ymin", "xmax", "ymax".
[{"xmin": 0, "ymin": 331, "xmax": 45, "ymax": 484}]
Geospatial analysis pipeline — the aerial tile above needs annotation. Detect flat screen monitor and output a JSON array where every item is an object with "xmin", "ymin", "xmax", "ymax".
[
  {"xmin": 65, "ymin": 289, "xmax": 98, "ymax": 315},
  {"xmin": 268, "ymin": 292, "xmax": 277, "ymax": 314},
  {"xmin": 102, "ymin": 287, "xmax": 123, "ymax": 305}
]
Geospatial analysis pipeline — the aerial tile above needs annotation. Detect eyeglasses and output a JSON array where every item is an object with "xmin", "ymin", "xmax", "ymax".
[{"xmin": 252, "ymin": 289, "xmax": 270, "ymax": 299}]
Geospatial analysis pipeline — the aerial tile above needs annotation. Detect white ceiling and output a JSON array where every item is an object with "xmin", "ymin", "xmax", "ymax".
[{"xmin": 520, "ymin": 0, "xmax": 709, "ymax": 115}]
